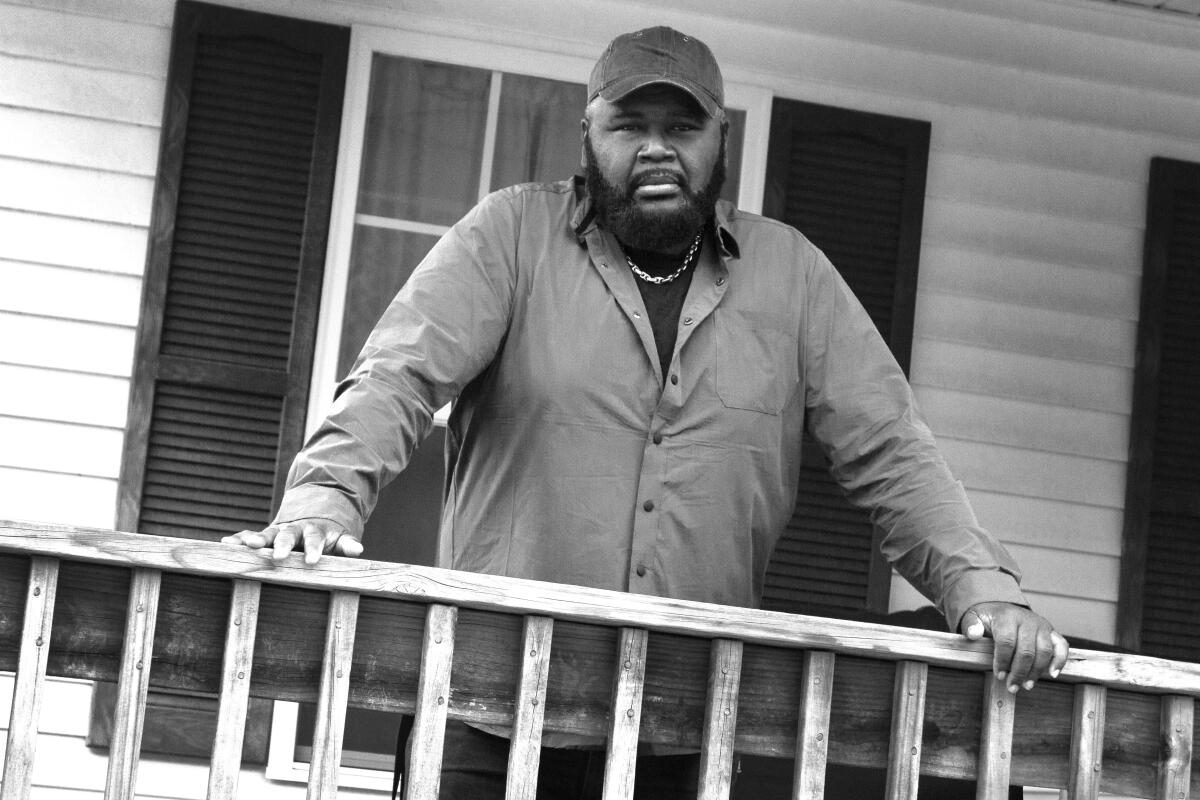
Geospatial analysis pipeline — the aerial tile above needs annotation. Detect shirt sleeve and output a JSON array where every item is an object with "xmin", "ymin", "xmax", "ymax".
[
  {"xmin": 273, "ymin": 192, "xmax": 520, "ymax": 541},
  {"xmin": 801, "ymin": 248, "xmax": 1028, "ymax": 630}
]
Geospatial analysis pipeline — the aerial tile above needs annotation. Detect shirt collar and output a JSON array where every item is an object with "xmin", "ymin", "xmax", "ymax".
[{"xmin": 571, "ymin": 175, "xmax": 742, "ymax": 261}]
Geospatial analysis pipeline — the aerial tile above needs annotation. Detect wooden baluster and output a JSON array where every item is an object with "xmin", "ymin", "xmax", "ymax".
[
  {"xmin": 884, "ymin": 660, "xmax": 928, "ymax": 800},
  {"xmin": 793, "ymin": 650, "xmax": 836, "ymax": 800},
  {"xmin": 104, "ymin": 568, "xmax": 162, "ymax": 800},
  {"xmin": 1157, "ymin": 695, "xmax": 1193, "ymax": 800},
  {"xmin": 207, "ymin": 580, "xmax": 262, "ymax": 800},
  {"xmin": 405, "ymin": 604, "xmax": 458, "ymax": 800},
  {"xmin": 1, "ymin": 557, "xmax": 59, "ymax": 800},
  {"xmin": 698, "ymin": 638, "xmax": 743, "ymax": 800},
  {"xmin": 306, "ymin": 590, "xmax": 360, "ymax": 800},
  {"xmin": 602, "ymin": 627, "xmax": 649, "ymax": 800},
  {"xmin": 976, "ymin": 675, "xmax": 1016, "ymax": 800},
  {"xmin": 506, "ymin": 615, "xmax": 554, "ymax": 800},
  {"xmin": 1066, "ymin": 684, "xmax": 1106, "ymax": 800}
]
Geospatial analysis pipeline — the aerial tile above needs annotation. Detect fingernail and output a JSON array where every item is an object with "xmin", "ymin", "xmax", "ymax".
[
  {"xmin": 996, "ymin": 671, "xmax": 1007, "ymax": 680},
  {"xmin": 1008, "ymin": 683, "xmax": 1019, "ymax": 695},
  {"xmin": 1023, "ymin": 680, "xmax": 1034, "ymax": 691},
  {"xmin": 1050, "ymin": 668, "xmax": 1060, "ymax": 679}
]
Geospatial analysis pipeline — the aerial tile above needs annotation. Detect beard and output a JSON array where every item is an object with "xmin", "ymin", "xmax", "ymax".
[{"xmin": 584, "ymin": 134, "xmax": 726, "ymax": 253}]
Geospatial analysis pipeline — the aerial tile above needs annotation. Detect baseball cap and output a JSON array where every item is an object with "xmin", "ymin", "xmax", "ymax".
[{"xmin": 588, "ymin": 26, "xmax": 724, "ymax": 117}]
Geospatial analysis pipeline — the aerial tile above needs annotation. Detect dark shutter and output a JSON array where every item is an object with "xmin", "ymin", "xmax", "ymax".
[
  {"xmin": 1118, "ymin": 157, "xmax": 1200, "ymax": 659},
  {"xmin": 117, "ymin": 1, "xmax": 349, "ymax": 541},
  {"xmin": 761, "ymin": 99, "xmax": 930, "ymax": 617}
]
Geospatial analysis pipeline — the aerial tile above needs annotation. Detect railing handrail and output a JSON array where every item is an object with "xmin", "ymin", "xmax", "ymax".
[
  {"xmin": 0, "ymin": 519, "xmax": 1195, "ymax": 696},
  {"xmin": 2, "ymin": 519, "xmax": 1197, "ymax": 800}
]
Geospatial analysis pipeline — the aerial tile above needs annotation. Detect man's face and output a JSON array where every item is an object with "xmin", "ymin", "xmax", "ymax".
[{"xmin": 582, "ymin": 84, "xmax": 725, "ymax": 253}]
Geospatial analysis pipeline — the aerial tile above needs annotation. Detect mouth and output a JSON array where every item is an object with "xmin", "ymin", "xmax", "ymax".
[{"xmin": 632, "ymin": 172, "xmax": 686, "ymax": 199}]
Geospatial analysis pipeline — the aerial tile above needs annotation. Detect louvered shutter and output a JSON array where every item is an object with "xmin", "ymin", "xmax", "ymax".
[
  {"xmin": 117, "ymin": 1, "xmax": 349, "ymax": 541},
  {"xmin": 760, "ymin": 99, "xmax": 930, "ymax": 616},
  {"xmin": 1118, "ymin": 157, "xmax": 1200, "ymax": 659}
]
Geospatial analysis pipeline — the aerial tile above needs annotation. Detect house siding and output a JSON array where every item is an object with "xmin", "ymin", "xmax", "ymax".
[{"xmin": 3, "ymin": 0, "xmax": 1200, "ymax": 796}]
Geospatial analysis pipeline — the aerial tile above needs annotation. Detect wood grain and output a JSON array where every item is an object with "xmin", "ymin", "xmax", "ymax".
[
  {"xmin": 405, "ymin": 604, "xmax": 457, "ymax": 800},
  {"xmin": 0, "ymin": 557, "xmax": 59, "ymax": 800},
  {"xmin": 603, "ymin": 627, "xmax": 648, "ymax": 800},
  {"xmin": 1157, "ymin": 695, "xmax": 1193, "ymax": 800},
  {"xmin": 885, "ymin": 661, "xmax": 929, "ymax": 800},
  {"xmin": 697, "ymin": 638, "xmax": 743, "ymax": 800},
  {"xmin": 306, "ymin": 590, "xmax": 360, "ymax": 800},
  {"xmin": 976, "ymin": 675, "xmax": 1016, "ymax": 800},
  {"xmin": 793, "ymin": 650, "xmax": 835, "ymax": 800},
  {"xmin": 506, "ymin": 615, "xmax": 554, "ymax": 800},
  {"xmin": 104, "ymin": 567, "xmax": 161, "ymax": 800},
  {"xmin": 207, "ymin": 579, "xmax": 261, "ymax": 800},
  {"xmin": 1066, "ymin": 683, "xmax": 1106, "ymax": 800}
]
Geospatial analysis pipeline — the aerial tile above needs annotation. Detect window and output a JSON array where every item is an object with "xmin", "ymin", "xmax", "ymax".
[
  {"xmin": 1117, "ymin": 157, "xmax": 1200, "ymax": 659},
  {"xmin": 759, "ymin": 98, "xmax": 931, "ymax": 620}
]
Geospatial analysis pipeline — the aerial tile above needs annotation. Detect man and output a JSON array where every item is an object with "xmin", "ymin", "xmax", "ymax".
[{"xmin": 225, "ymin": 26, "xmax": 1068, "ymax": 797}]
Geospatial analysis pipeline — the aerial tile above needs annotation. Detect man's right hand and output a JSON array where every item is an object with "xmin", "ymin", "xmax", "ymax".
[{"xmin": 221, "ymin": 519, "xmax": 363, "ymax": 565}]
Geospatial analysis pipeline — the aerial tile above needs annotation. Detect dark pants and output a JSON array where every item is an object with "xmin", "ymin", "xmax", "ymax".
[{"xmin": 399, "ymin": 719, "xmax": 705, "ymax": 799}]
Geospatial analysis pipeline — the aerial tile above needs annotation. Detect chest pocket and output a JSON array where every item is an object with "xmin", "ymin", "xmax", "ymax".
[{"xmin": 713, "ymin": 308, "xmax": 799, "ymax": 415}]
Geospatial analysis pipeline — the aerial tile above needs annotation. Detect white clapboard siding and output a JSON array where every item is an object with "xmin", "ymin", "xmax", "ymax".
[
  {"xmin": 0, "ymin": 107, "xmax": 159, "ymax": 176},
  {"xmin": 938, "ymin": 436, "xmax": 1126, "ymax": 510},
  {"xmin": 1005, "ymin": 543, "xmax": 1121, "ymax": 603},
  {"xmin": 912, "ymin": 339, "xmax": 1133, "ymax": 415},
  {"xmin": 1, "ymin": 262, "xmax": 142, "ymax": 327},
  {"xmin": 919, "ymin": 246, "xmax": 1141, "ymax": 322},
  {"xmin": 0, "ymin": 159, "xmax": 154, "ymax": 228},
  {"xmin": 0, "ymin": 314, "xmax": 135, "ymax": 377},
  {"xmin": 0, "ymin": 210, "xmax": 148, "ymax": 275},
  {"xmin": 915, "ymin": 387, "xmax": 1129, "ymax": 463},
  {"xmin": 0, "ymin": 467, "xmax": 117, "ymax": 528},
  {"xmin": 968, "ymin": 490, "xmax": 1124, "ymax": 558},
  {"xmin": 0, "ymin": 53, "xmax": 164, "ymax": 125},
  {"xmin": 0, "ymin": 416, "xmax": 123, "ymax": 479},
  {"xmin": 0, "ymin": 365, "xmax": 129, "ymax": 428},
  {"xmin": 0, "ymin": 2, "xmax": 169, "ymax": 75}
]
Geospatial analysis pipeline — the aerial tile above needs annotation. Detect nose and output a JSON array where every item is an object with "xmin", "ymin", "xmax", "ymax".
[{"xmin": 638, "ymin": 128, "xmax": 675, "ymax": 161}]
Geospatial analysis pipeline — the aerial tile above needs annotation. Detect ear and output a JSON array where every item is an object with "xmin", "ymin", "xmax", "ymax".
[{"xmin": 579, "ymin": 117, "xmax": 589, "ymax": 170}]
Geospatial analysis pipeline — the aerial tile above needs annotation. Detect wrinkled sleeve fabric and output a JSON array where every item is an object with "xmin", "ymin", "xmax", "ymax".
[
  {"xmin": 273, "ymin": 191, "xmax": 520, "ymax": 541},
  {"xmin": 801, "ymin": 248, "xmax": 1027, "ymax": 630}
]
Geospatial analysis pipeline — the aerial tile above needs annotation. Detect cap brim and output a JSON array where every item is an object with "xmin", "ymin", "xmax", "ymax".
[{"xmin": 596, "ymin": 75, "xmax": 721, "ymax": 118}]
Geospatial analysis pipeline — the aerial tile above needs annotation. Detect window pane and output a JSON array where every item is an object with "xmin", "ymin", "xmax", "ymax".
[
  {"xmin": 490, "ymin": 73, "xmax": 587, "ymax": 190},
  {"xmin": 722, "ymin": 107, "xmax": 745, "ymax": 204},
  {"xmin": 357, "ymin": 55, "xmax": 491, "ymax": 225},
  {"xmin": 338, "ymin": 225, "xmax": 441, "ymax": 377}
]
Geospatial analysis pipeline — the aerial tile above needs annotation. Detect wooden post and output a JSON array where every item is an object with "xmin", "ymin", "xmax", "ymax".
[
  {"xmin": 104, "ymin": 568, "xmax": 162, "ymax": 800},
  {"xmin": 207, "ymin": 579, "xmax": 262, "ymax": 800},
  {"xmin": 506, "ymin": 615, "xmax": 554, "ymax": 800},
  {"xmin": 306, "ymin": 590, "xmax": 360, "ymax": 800},
  {"xmin": 976, "ymin": 675, "xmax": 1016, "ymax": 800},
  {"xmin": 602, "ymin": 627, "xmax": 649, "ymax": 800},
  {"xmin": 1156, "ymin": 695, "xmax": 1193, "ymax": 800},
  {"xmin": 884, "ymin": 660, "xmax": 928, "ymax": 800},
  {"xmin": 698, "ymin": 638, "xmax": 743, "ymax": 800},
  {"xmin": 405, "ymin": 604, "xmax": 458, "ymax": 800},
  {"xmin": 793, "ymin": 650, "xmax": 836, "ymax": 800},
  {"xmin": 1, "ymin": 557, "xmax": 59, "ymax": 800},
  {"xmin": 1066, "ymin": 683, "xmax": 1106, "ymax": 800}
]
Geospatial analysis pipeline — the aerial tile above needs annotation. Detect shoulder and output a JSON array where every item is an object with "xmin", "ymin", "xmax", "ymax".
[{"xmin": 718, "ymin": 201, "xmax": 826, "ymax": 274}]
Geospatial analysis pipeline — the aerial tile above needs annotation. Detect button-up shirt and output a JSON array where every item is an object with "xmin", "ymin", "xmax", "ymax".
[{"xmin": 276, "ymin": 177, "xmax": 1026, "ymax": 628}]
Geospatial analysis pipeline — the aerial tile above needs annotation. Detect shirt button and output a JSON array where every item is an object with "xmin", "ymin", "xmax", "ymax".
[
  {"xmin": 682, "ymin": 317, "xmax": 694, "ymax": 325},
  {"xmin": 670, "ymin": 374, "xmax": 679, "ymax": 385},
  {"xmin": 652, "ymin": 432, "xmax": 663, "ymax": 445},
  {"xmin": 716, "ymin": 276, "xmax": 726, "ymax": 286},
  {"xmin": 636, "ymin": 564, "xmax": 647, "ymax": 577},
  {"xmin": 633, "ymin": 311, "xmax": 642, "ymax": 319},
  {"xmin": 643, "ymin": 500, "xmax": 655, "ymax": 512}
]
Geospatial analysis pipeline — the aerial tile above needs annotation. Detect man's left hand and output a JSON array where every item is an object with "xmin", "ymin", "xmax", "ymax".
[{"xmin": 961, "ymin": 602, "xmax": 1069, "ymax": 693}]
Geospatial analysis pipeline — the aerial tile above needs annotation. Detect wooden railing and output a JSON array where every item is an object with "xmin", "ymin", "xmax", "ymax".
[{"xmin": 1, "ymin": 519, "xmax": 1198, "ymax": 799}]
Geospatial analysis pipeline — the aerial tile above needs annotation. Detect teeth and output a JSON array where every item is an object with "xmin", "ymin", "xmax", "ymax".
[{"xmin": 636, "ymin": 183, "xmax": 680, "ymax": 197}]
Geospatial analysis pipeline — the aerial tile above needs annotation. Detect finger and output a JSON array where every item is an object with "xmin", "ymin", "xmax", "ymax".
[
  {"xmin": 962, "ymin": 609, "xmax": 986, "ymax": 640},
  {"xmin": 333, "ymin": 535, "xmax": 363, "ymax": 558},
  {"xmin": 301, "ymin": 521, "xmax": 327, "ymax": 565},
  {"xmin": 1006, "ymin": 624, "xmax": 1038, "ymax": 692},
  {"xmin": 272, "ymin": 525, "xmax": 297, "ymax": 562},
  {"xmin": 991, "ymin": 622, "xmax": 1016, "ymax": 683},
  {"xmin": 221, "ymin": 530, "xmax": 267, "ymax": 548},
  {"xmin": 1028, "ymin": 625, "xmax": 1055, "ymax": 684},
  {"xmin": 1050, "ymin": 631, "xmax": 1070, "ymax": 679}
]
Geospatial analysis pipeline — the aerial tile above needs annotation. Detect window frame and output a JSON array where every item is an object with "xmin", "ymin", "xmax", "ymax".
[{"xmin": 266, "ymin": 23, "xmax": 773, "ymax": 790}]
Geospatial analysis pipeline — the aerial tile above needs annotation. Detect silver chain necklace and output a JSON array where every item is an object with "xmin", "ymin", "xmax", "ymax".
[{"xmin": 625, "ymin": 230, "xmax": 704, "ymax": 284}]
